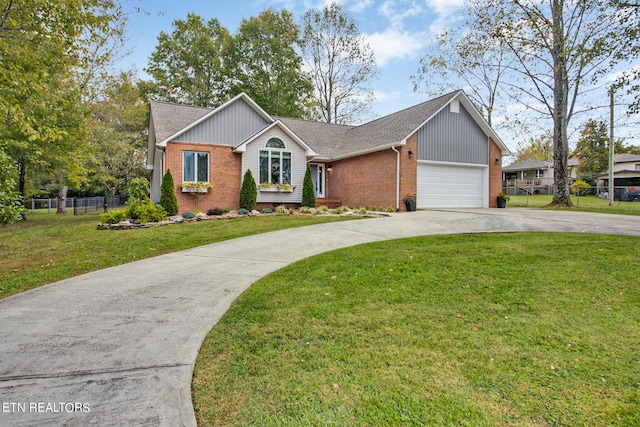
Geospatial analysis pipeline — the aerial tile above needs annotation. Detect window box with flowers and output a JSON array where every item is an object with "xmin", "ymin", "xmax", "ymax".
[
  {"xmin": 403, "ymin": 194, "xmax": 417, "ymax": 212},
  {"xmin": 259, "ymin": 182, "xmax": 295, "ymax": 193},
  {"xmin": 497, "ymin": 191, "xmax": 510, "ymax": 208},
  {"xmin": 181, "ymin": 181, "xmax": 212, "ymax": 202}
]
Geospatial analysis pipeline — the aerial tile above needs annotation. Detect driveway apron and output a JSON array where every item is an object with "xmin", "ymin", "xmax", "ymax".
[{"xmin": 1, "ymin": 209, "xmax": 640, "ymax": 426}]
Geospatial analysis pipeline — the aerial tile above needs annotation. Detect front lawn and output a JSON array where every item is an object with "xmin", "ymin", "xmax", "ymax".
[
  {"xmin": 193, "ymin": 233, "xmax": 640, "ymax": 426},
  {"xmin": 0, "ymin": 212, "xmax": 359, "ymax": 299},
  {"xmin": 508, "ymin": 194, "xmax": 640, "ymax": 214}
]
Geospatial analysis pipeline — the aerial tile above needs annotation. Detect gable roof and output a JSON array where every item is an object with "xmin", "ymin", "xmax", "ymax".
[
  {"xmin": 278, "ymin": 90, "xmax": 509, "ymax": 160},
  {"xmin": 150, "ymin": 93, "xmax": 274, "ymax": 147},
  {"xmin": 233, "ymin": 120, "xmax": 318, "ymax": 157},
  {"xmin": 149, "ymin": 100, "xmax": 212, "ymax": 145},
  {"xmin": 149, "ymin": 90, "xmax": 510, "ymax": 161}
]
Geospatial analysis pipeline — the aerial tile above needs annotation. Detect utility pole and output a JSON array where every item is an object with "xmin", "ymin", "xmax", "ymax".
[{"xmin": 609, "ymin": 86, "xmax": 614, "ymax": 206}]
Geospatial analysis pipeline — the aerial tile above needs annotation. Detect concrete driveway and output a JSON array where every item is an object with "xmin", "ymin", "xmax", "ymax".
[{"xmin": 1, "ymin": 209, "xmax": 640, "ymax": 426}]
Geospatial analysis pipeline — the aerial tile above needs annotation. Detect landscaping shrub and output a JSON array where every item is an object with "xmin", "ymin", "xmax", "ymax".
[
  {"xmin": 182, "ymin": 212, "xmax": 195, "ymax": 219},
  {"xmin": 239, "ymin": 169, "xmax": 257, "ymax": 211},
  {"xmin": 571, "ymin": 179, "xmax": 590, "ymax": 196},
  {"xmin": 159, "ymin": 169, "xmax": 178, "ymax": 216},
  {"xmin": 238, "ymin": 208, "xmax": 249, "ymax": 215},
  {"xmin": 207, "ymin": 207, "xmax": 224, "ymax": 216},
  {"xmin": 99, "ymin": 209, "xmax": 128, "ymax": 224},
  {"xmin": 128, "ymin": 177, "xmax": 150, "ymax": 201},
  {"xmin": 260, "ymin": 208, "xmax": 273, "ymax": 214},
  {"xmin": 275, "ymin": 205, "xmax": 289, "ymax": 214},
  {"xmin": 133, "ymin": 200, "xmax": 167, "ymax": 223},
  {"xmin": 301, "ymin": 165, "xmax": 315, "ymax": 208}
]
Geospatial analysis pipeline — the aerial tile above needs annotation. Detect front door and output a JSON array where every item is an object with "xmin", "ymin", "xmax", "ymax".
[{"xmin": 310, "ymin": 164, "xmax": 325, "ymax": 198}]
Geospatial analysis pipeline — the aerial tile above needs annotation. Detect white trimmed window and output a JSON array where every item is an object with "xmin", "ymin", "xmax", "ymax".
[
  {"xmin": 183, "ymin": 151, "xmax": 209, "ymax": 182},
  {"xmin": 259, "ymin": 138, "xmax": 291, "ymax": 184}
]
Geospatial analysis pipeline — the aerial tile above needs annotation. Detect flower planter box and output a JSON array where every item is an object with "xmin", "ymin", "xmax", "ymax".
[
  {"xmin": 259, "ymin": 185, "xmax": 294, "ymax": 193},
  {"xmin": 182, "ymin": 186, "xmax": 208, "ymax": 193}
]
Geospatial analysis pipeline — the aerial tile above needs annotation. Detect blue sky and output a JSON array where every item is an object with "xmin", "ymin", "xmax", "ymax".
[
  {"xmin": 119, "ymin": 0, "xmax": 464, "ymax": 117},
  {"xmin": 117, "ymin": 0, "xmax": 638, "ymax": 153}
]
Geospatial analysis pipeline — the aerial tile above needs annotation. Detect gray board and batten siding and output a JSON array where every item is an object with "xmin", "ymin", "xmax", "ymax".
[
  {"xmin": 418, "ymin": 102, "xmax": 489, "ymax": 165},
  {"xmin": 173, "ymin": 99, "xmax": 270, "ymax": 147}
]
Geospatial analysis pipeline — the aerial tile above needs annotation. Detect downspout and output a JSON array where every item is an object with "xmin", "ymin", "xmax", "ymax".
[{"xmin": 392, "ymin": 146, "xmax": 401, "ymax": 212}]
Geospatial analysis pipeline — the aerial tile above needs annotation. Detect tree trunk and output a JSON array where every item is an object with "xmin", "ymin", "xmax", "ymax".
[
  {"xmin": 57, "ymin": 185, "xmax": 68, "ymax": 215},
  {"xmin": 550, "ymin": 0, "xmax": 573, "ymax": 207}
]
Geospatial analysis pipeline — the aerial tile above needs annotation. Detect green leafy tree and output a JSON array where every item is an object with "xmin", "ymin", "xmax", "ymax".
[
  {"xmin": 0, "ymin": 149, "xmax": 24, "ymax": 226},
  {"xmin": 0, "ymin": 0, "xmax": 126, "ymax": 213},
  {"xmin": 225, "ymin": 9, "xmax": 313, "ymax": 118},
  {"xmin": 160, "ymin": 169, "xmax": 179, "ymax": 216},
  {"xmin": 301, "ymin": 165, "xmax": 315, "ymax": 208},
  {"xmin": 87, "ymin": 72, "xmax": 148, "ymax": 196},
  {"xmin": 144, "ymin": 14, "xmax": 232, "ymax": 107},
  {"xmin": 512, "ymin": 133, "xmax": 553, "ymax": 163},
  {"xmin": 573, "ymin": 120, "xmax": 609, "ymax": 174},
  {"xmin": 239, "ymin": 169, "xmax": 257, "ymax": 211},
  {"xmin": 301, "ymin": 2, "xmax": 378, "ymax": 124}
]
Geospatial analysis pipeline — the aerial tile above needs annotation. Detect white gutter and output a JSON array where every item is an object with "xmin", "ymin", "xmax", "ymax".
[{"xmin": 392, "ymin": 146, "xmax": 401, "ymax": 212}]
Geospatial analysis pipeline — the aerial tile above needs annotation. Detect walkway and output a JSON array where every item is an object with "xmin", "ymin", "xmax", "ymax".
[{"xmin": 1, "ymin": 209, "xmax": 639, "ymax": 426}]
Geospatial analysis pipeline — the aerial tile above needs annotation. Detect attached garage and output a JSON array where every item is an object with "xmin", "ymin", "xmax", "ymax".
[{"xmin": 417, "ymin": 161, "xmax": 488, "ymax": 208}]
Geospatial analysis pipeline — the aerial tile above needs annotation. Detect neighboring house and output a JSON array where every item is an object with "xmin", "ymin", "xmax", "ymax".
[
  {"xmin": 146, "ymin": 90, "xmax": 510, "ymax": 213},
  {"xmin": 502, "ymin": 159, "xmax": 555, "ymax": 194},
  {"xmin": 595, "ymin": 154, "xmax": 640, "ymax": 199}
]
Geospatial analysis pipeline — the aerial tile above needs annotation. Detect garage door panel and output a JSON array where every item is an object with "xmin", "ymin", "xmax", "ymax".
[{"xmin": 417, "ymin": 162, "xmax": 486, "ymax": 208}]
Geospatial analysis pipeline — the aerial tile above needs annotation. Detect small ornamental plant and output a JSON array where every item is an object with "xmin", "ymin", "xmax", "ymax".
[
  {"xmin": 403, "ymin": 194, "xmax": 416, "ymax": 203},
  {"xmin": 498, "ymin": 191, "xmax": 511, "ymax": 201}
]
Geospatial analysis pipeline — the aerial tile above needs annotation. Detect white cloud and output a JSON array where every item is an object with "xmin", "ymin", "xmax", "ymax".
[
  {"xmin": 350, "ymin": 0, "xmax": 374, "ymax": 12},
  {"xmin": 366, "ymin": 28, "xmax": 427, "ymax": 66},
  {"xmin": 380, "ymin": 1, "xmax": 424, "ymax": 29}
]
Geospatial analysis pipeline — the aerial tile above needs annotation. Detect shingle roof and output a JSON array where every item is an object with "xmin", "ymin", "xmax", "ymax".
[
  {"xmin": 615, "ymin": 153, "xmax": 640, "ymax": 163},
  {"xmin": 277, "ymin": 91, "xmax": 459, "ymax": 159},
  {"xmin": 149, "ymin": 90, "xmax": 508, "ymax": 160},
  {"xmin": 502, "ymin": 159, "xmax": 551, "ymax": 171},
  {"xmin": 149, "ymin": 99, "xmax": 212, "ymax": 143}
]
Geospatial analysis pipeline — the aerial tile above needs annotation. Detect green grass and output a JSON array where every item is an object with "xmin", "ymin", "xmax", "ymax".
[
  {"xmin": 0, "ymin": 212, "xmax": 359, "ymax": 299},
  {"xmin": 193, "ymin": 233, "xmax": 640, "ymax": 426},
  {"xmin": 508, "ymin": 194, "xmax": 640, "ymax": 215}
]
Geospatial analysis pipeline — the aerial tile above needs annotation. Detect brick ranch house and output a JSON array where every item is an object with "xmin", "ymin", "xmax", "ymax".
[{"xmin": 146, "ymin": 90, "xmax": 510, "ymax": 212}]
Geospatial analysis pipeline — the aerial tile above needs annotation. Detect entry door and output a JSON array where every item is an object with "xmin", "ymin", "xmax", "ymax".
[{"xmin": 310, "ymin": 164, "xmax": 325, "ymax": 198}]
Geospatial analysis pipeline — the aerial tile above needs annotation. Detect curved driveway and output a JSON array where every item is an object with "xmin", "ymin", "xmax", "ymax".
[{"xmin": 2, "ymin": 209, "xmax": 640, "ymax": 426}]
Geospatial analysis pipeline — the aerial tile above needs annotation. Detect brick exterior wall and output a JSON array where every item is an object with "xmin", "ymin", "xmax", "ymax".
[
  {"xmin": 326, "ymin": 136, "xmax": 418, "ymax": 211},
  {"xmin": 164, "ymin": 142, "xmax": 241, "ymax": 213},
  {"xmin": 488, "ymin": 138, "xmax": 503, "ymax": 208}
]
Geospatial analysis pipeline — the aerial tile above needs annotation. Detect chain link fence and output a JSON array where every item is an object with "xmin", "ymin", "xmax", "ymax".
[
  {"xmin": 502, "ymin": 185, "xmax": 640, "ymax": 201},
  {"xmin": 29, "ymin": 196, "xmax": 129, "ymax": 215}
]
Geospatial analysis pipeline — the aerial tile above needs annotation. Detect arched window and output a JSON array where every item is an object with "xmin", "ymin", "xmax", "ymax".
[
  {"xmin": 260, "ymin": 138, "xmax": 291, "ymax": 185},
  {"xmin": 266, "ymin": 137, "xmax": 286, "ymax": 149}
]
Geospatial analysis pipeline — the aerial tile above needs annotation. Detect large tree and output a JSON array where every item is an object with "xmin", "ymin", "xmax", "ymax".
[
  {"xmin": 225, "ymin": 9, "xmax": 313, "ymax": 118},
  {"xmin": 470, "ymin": 0, "xmax": 640, "ymax": 206},
  {"xmin": 412, "ymin": 11, "xmax": 513, "ymax": 126},
  {"xmin": 0, "ymin": 0, "xmax": 126, "ymax": 215},
  {"xmin": 87, "ymin": 72, "xmax": 148, "ymax": 197},
  {"xmin": 512, "ymin": 133, "xmax": 553, "ymax": 164},
  {"xmin": 300, "ymin": 2, "xmax": 378, "ymax": 124},
  {"xmin": 144, "ymin": 14, "xmax": 231, "ymax": 107}
]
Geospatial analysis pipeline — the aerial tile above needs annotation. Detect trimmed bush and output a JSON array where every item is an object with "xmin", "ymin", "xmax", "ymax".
[
  {"xmin": 207, "ymin": 207, "xmax": 224, "ymax": 216},
  {"xmin": 182, "ymin": 212, "xmax": 195, "ymax": 219},
  {"xmin": 261, "ymin": 208, "xmax": 273, "ymax": 214},
  {"xmin": 100, "ymin": 209, "xmax": 128, "ymax": 224},
  {"xmin": 133, "ymin": 200, "xmax": 167, "ymax": 223},
  {"xmin": 239, "ymin": 169, "xmax": 257, "ymax": 211},
  {"xmin": 159, "ymin": 169, "xmax": 178, "ymax": 216},
  {"xmin": 275, "ymin": 205, "xmax": 289, "ymax": 214},
  {"xmin": 238, "ymin": 208, "xmax": 249, "ymax": 215},
  {"xmin": 301, "ymin": 165, "xmax": 315, "ymax": 208}
]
